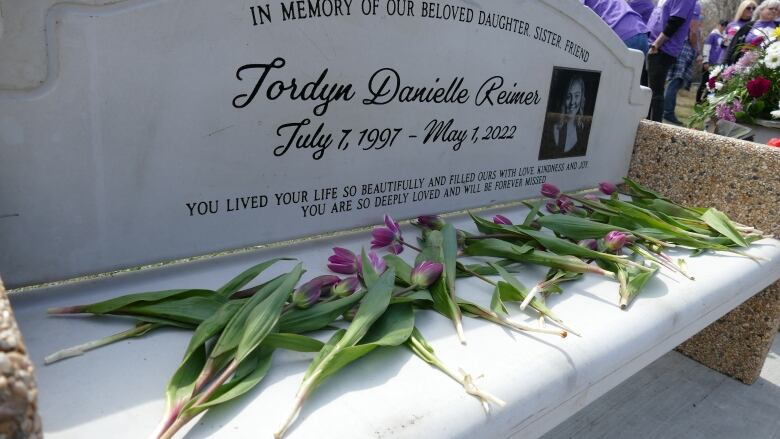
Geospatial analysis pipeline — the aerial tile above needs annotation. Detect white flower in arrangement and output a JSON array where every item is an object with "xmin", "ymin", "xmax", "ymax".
[
  {"xmin": 714, "ymin": 81, "xmax": 724, "ymax": 91},
  {"xmin": 709, "ymin": 65, "xmax": 724, "ymax": 78},
  {"xmin": 768, "ymin": 42, "xmax": 780, "ymax": 55},
  {"xmin": 772, "ymin": 103, "xmax": 780, "ymax": 119},
  {"xmin": 765, "ymin": 51, "xmax": 780, "ymax": 69}
]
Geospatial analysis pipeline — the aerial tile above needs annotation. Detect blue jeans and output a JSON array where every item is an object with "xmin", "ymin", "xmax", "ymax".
[
  {"xmin": 663, "ymin": 77, "xmax": 684, "ymax": 121},
  {"xmin": 624, "ymin": 33, "xmax": 649, "ymax": 55}
]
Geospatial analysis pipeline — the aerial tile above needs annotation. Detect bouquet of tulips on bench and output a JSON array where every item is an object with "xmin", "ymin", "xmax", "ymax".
[{"xmin": 46, "ymin": 178, "xmax": 770, "ymax": 438}]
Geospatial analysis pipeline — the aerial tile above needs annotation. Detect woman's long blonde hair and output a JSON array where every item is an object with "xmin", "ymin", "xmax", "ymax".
[{"xmin": 734, "ymin": 0, "xmax": 758, "ymax": 22}]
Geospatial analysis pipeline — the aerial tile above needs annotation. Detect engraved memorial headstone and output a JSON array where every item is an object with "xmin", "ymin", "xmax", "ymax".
[{"xmin": 0, "ymin": 0, "xmax": 650, "ymax": 288}]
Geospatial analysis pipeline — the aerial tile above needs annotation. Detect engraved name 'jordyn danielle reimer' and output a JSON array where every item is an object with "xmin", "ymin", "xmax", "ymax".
[{"xmin": 231, "ymin": 57, "xmax": 541, "ymax": 116}]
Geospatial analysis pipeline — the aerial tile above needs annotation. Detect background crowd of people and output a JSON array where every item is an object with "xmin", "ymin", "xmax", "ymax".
[{"xmin": 581, "ymin": 0, "xmax": 779, "ymax": 124}]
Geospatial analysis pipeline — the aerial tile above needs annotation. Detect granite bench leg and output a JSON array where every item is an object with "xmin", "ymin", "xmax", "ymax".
[
  {"xmin": 0, "ymin": 279, "xmax": 42, "ymax": 438},
  {"xmin": 628, "ymin": 120, "xmax": 780, "ymax": 384}
]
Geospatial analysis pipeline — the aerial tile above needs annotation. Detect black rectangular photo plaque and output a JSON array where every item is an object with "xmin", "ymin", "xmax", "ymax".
[{"xmin": 539, "ymin": 67, "xmax": 601, "ymax": 160}]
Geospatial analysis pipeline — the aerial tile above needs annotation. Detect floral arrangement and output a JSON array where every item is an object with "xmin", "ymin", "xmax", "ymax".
[
  {"xmin": 44, "ymin": 179, "xmax": 770, "ymax": 438},
  {"xmin": 691, "ymin": 27, "xmax": 780, "ymax": 126}
]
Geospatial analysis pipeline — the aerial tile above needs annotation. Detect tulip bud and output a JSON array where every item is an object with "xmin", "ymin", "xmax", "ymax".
[
  {"xmin": 410, "ymin": 261, "xmax": 444, "ymax": 288},
  {"xmin": 331, "ymin": 276, "xmax": 360, "ymax": 298},
  {"xmin": 328, "ymin": 247, "xmax": 360, "ymax": 274},
  {"xmin": 370, "ymin": 214, "xmax": 404, "ymax": 254},
  {"xmin": 578, "ymin": 239, "xmax": 598, "ymax": 251},
  {"xmin": 557, "ymin": 197, "xmax": 575, "ymax": 212},
  {"xmin": 603, "ymin": 231, "xmax": 631, "ymax": 252},
  {"xmin": 358, "ymin": 251, "xmax": 387, "ymax": 278},
  {"xmin": 416, "ymin": 215, "xmax": 444, "ymax": 230},
  {"xmin": 291, "ymin": 275, "xmax": 340, "ymax": 308},
  {"xmin": 598, "ymin": 181, "xmax": 617, "ymax": 195},
  {"xmin": 541, "ymin": 183, "xmax": 561, "ymax": 199},
  {"xmin": 545, "ymin": 201, "xmax": 560, "ymax": 213},
  {"xmin": 492, "ymin": 214, "xmax": 513, "ymax": 225}
]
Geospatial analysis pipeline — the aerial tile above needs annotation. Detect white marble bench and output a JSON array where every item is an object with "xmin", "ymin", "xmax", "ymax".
[{"xmin": 10, "ymin": 202, "xmax": 780, "ymax": 438}]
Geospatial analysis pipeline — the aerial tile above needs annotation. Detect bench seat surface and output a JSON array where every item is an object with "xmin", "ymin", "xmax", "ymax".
[{"xmin": 10, "ymin": 204, "xmax": 780, "ymax": 439}]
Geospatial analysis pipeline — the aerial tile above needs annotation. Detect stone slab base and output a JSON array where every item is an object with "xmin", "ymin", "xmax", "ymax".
[
  {"xmin": 628, "ymin": 120, "xmax": 780, "ymax": 384},
  {"xmin": 0, "ymin": 278, "xmax": 41, "ymax": 438}
]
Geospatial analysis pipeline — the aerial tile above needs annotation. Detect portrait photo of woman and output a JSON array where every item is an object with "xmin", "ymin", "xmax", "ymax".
[{"xmin": 538, "ymin": 67, "xmax": 601, "ymax": 160}]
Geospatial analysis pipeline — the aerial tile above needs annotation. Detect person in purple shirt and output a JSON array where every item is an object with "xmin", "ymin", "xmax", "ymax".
[
  {"xmin": 746, "ymin": 1, "xmax": 779, "ymax": 44},
  {"xmin": 629, "ymin": 0, "xmax": 656, "ymax": 24},
  {"xmin": 662, "ymin": 1, "xmax": 700, "ymax": 124},
  {"xmin": 722, "ymin": 1, "xmax": 779, "ymax": 64},
  {"xmin": 718, "ymin": 1, "xmax": 757, "ymax": 63},
  {"xmin": 582, "ymin": 0, "xmax": 649, "ymax": 53},
  {"xmin": 643, "ymin": 0, "xmax": 698, "ymax": 122},
  {"xmin": 695, "ymin": 19, "xmax": 728, "ymax": 103}
]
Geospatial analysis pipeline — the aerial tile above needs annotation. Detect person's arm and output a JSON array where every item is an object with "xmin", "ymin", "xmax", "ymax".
[
  {"xmin": 649, "ymin": 16, "xmax": 685, "ymax": 54},
  {"xmin": 689, "ymin": 19, "xmax": 700, "ymax": 51},
  {"xmin": 701, "ymin": 41, "xmax": 711, "ymax": 69},
  {"xmin": 690, "ymin": 18, "xmax": 701, "ymax": 63}
]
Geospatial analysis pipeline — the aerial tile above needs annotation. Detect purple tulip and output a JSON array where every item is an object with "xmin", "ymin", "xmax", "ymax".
[
  {"xmin": 328, "ymin": 247, "xmax": 360, "ymax": 274},
  {"xmin": 331, "ymin": 276, "xmax": 360, "ymax": 298},
  {"xmin": 371, "ymin": 214, "xmax": 404, "ymax": 254},
  {"xmin": 492, "ymin": 214, "xmax": 513, "ymax": 225},
  {"xmin": 540, "ymin": 183, "xmax": 561, "ymax": 199},
  {"xmin": 545, "ymin": 201, "xmax": 560, "ymax": 213},
  {"xmin": 358, "ymin": 251, "xmax": 387, "ymax": 278},
  {"xmin": 416, "ymin": 215, "xmax": 444, "ymax": 230},
  {"xmin": 603, "ymin": 231, "xmax": 631, "ymax": 252},
  {"xmin": 578, "ymin": 239, "xmax": 598, "ymax": 251},
  {"xmin": 292, "ymin": 275, "xmax": 340, "ymax": 309},
  {"xmin": 599, "ymin": 181, "xmax": 617, "ymax": 195},
  {"xmin": 557, "ymin": 197, "xmax": 575, "ymax": 213},
  {"xmin": 410, "ymin": 261, "xmax": 444, "ymax": 288}
]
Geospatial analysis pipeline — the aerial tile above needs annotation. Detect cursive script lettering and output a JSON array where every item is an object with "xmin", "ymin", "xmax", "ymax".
[
  {"xmin": 362, "ymin": 68, "xmax": 470, "ymax": 105},
  {"xmin": 233, "ymin": 57, "xmax": 355, "ymax": 116}
]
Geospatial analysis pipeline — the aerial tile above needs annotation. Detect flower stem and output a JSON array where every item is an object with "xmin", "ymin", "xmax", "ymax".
[
  {"xmin": 519, "ymin": 285, "xmax": 540, "ymax": 311},
  {"xmin": 401, "ymin": 240, "xmax": 422, "ymax": 252},
  {"xmin": 44, "ymin": 322, "xmax": 159, "ymax": 364},
  {"xmin": 392, "ymin": 285, "xmax": 417, "ymax": 297},
  {"xmin": 464, "ymin": 233, "xmax": 525, "ymax": 241},
  {"xmin": 157, "ymin": 359, "xmax": 240, "ymax": 439},
  {"xmin": 629, "ymin": 244, "xmax": 694, "ymax": 280},
  {"xmin": 274, "ymin": 388, "xmax": 309, "ymax": 439},
  {"xmin": 617, "ymin": 268, "xmax": 630, "ymax": 309},
  {"xmin": 407, "ymin": 335, "xmax": 505, "ymax": 412},
  {"xmin": 457, "ymin": 264, "xmax": 497, "ymax": 286},
  {"xmin": 157, "ymin": 412, "xmax": 192, "ymax": 439},
  {"xmin": 151, "ymin": 400, "xmax": 184, "ymax": 439},
  {"xmin": 46, "ymin": 305, "xmax": 87, "ymax": 314}
]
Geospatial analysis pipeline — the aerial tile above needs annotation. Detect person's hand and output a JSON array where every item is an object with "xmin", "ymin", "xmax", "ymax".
[
  {"xmin": 696, "ymin": 55, "xmax": 703, "ymax": 65},
  {"xmin": 649, "ymin": 43, "xmax": 659, "ymax": 55}
]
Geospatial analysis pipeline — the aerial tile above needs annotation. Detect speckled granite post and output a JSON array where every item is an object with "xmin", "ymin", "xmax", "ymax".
[
  {"xmin": 628, "ymin": 120, "xmax": 780, "ymax": 384},
  {"xmin": 0, "ymin": 278, "xmax": 42, "ymax": 438}
]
